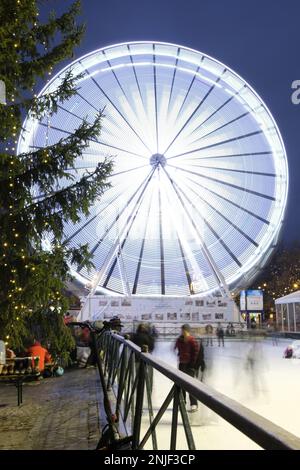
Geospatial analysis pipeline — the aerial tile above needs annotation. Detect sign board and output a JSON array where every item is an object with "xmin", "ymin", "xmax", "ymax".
[
  {"xmin": 246, "ymin": 290, "xmax": 263, "ymax": 311},
  {"xmin": 240, "ymin": 289, "xmax": 263, "ymax": 311},
  {"xmin": 240, "ymin": 290, "xmax": 246, "ymax": 311}
]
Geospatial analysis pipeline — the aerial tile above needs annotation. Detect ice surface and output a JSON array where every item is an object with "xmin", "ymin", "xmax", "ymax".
[{"xmin": 139, "ymin": 337, "xmax": 300, "ymax": 450}]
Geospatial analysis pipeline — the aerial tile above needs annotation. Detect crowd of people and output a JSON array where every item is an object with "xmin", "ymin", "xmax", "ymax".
[{"xmin": 123, "ymin": 321, "xmax": 277, "ymax": 414}]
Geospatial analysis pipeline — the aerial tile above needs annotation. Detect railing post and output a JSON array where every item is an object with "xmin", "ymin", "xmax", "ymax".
[
  {"xmin": 107, "ymin": 337, "xmax": 118, "ymax": 390},
  {"xmin": 138, "ymin": 386, "xmax": 175, "ymax": 449},
  {"xmin": 116, "ymin": 345, "xmax": 127, "ymax": 421},
  {"xmin": 104, "ymin": 333, "xmax": 112, "ymax": 376},
  {"xmin": 178, "ymin": 389, "xmax": 196, "ymax": 450},
  {"xmin": 170, "ymin": 385, "xmax": 180, "ymax": 449},
  {"xmin": 145, "ymin": 364, "xmax": 158, "ymax": 450},
  {"xmin": 124, "ymin": 352, "xmax": 136, "ymax": 422},
  {"xmin": 132, "ymin": 345, "xmax": 147, "ymax": 449}
]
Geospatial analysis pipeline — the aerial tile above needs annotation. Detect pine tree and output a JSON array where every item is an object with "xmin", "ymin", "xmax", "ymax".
[{"xmin": 0, "ymin": 0, "xmax": 113, "ymax": 361}]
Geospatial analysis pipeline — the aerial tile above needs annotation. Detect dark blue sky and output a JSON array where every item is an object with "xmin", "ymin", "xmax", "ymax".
[{"xmin": 46, "ymin": 0, "xmax": 300, "ymax": 243}]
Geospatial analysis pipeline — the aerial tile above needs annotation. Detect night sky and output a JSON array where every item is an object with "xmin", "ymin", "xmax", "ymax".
[{"xmin": 43, "ymin": 0, "xmax": 300, "ymax": 243}]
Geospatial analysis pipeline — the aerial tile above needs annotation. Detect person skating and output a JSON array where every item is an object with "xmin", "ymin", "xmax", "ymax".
[
  {"xmin": 216, "ymin": 324, "xmax": 225, "ymax": 347},
  {"xmin": 174, "ymin": 324, "xmax": 199, "ymax": 412}
]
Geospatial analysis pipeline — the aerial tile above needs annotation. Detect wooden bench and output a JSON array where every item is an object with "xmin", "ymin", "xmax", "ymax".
[{"xmin": 0, "ymin": 356, "xmax": 41, "ymax": 406}]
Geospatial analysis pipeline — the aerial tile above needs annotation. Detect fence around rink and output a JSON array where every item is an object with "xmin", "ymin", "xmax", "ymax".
[{"xmin": 92, "ymin": 328, "xmax": 300, "ymax": 451}]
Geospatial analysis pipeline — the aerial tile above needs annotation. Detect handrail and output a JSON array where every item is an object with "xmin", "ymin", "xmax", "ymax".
[{"xmin": 101, "ymin": 331, "xmax": 300, "ymax": 450}]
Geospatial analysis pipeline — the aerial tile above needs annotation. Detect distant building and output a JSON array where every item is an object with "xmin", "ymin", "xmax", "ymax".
[{"xmin": 275, "ymin": 291, "xmax": 300, "ymax": 332}]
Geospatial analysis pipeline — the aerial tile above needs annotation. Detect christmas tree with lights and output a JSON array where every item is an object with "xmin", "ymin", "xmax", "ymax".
[{"xmin": 0, "ymin": 0, "xmax": 112, "ymax": 360}]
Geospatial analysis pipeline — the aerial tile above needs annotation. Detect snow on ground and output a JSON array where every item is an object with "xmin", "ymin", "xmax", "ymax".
[{"xmin": 139, "ymin": 337, "xmax": 300, "ymax": 450}]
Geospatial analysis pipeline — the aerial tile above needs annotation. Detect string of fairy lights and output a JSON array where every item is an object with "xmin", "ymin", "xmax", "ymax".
[{"xmin": 1, "ymin": 5, "xmax": 64, "ymax": 346}]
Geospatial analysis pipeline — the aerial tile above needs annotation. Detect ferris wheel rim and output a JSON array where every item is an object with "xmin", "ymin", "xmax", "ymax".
[{"xmin": 18, "ymin": 41, "xmax": 289, "ymax": 296}]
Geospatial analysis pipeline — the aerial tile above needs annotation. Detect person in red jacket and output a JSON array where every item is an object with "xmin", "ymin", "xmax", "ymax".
[
  {"xmin": 27, "ymin": 339, "xmax": 52, "ymax": 372},
  {"xmin": 174, "ymin": 324, "xmax": 199, "ymax": 412}
]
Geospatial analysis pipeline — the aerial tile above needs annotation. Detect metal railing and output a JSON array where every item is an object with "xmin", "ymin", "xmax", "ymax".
[
  {"xmin": 67, "ymin": 321, "xmax": 300, "ymax": 449},
  {"xmin": 94, "ymin": 329, "xmax": 300, "ymax": 450}
]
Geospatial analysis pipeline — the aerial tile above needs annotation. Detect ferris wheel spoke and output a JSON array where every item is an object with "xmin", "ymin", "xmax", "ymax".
[
  {"xmin": 153, "ymin": 44, "xmax": 159, "ymax": 153},
  {"xmin": 64, "ymin": 185, "xmax": 128, "ymax": 244},
  {"xmin": 102, "ymin": 50, "xmax": 128, "ymax": 97},
  {"xmin": 57, "ymin": 104, "xmax": 94, "ymax": 123},
  {"xmin": 166, "ymin": 47, "xmax": 181, "ymax": 114},
  {"xmin": 127, "ymin": 44, "xmax": 148, "ymax": 119},
  {"xmin": 87, "ymin": 141, "xmax": 147, "ymax": 160},
  {"xmin": 167, "ymin": 129, "xmax": 264, "ymax": 161},
  {"xmin": 38, "ymin": 121, "xmax": 71, "ymax": 136},
  {"xmin": 37, "ymin": 122, "xmax": 147, "ymax": 160},
  {"xmin": 167, "ymin": 150, "xmax": 272, "ymax": 162},
  {"xmin": 82, "ymin": 62, "xmax": 152, "ymax": 155},
  {"xmin": 157, "ymin": 168, "xmax": 165, "ymax": 294},
  {"xmin": 56, "ymin": 104, "xmax": 148, "ymax": 161},
  {"xmin": 162, "ymin": 176, "xmax": 195, "ymax": 294},
  {"xmin": 178, "ymin": 175, "xmax": 259, "ymax": 247},
  {"xmin": 184, "ymin": 193, "xmax": 243, "ymax": 267},
  {"xmin": 177, "ymin": 65, "xmax": 200, "ymax": 117},
  {"xmin": 76, "ymin": 91, "xmax": 100, "ymax": 113},
  {"xmin": 168, "ymin": 163, "xmax": 275, "ymax": 201},
  {"xmin": 161, "ymin": 166, "xmax": 230, "ymax": 292},
  {"xmin": 102, "ymin": 49, "xmax": 151, "ymax": 148},
  {"xmin": 132, "ymin": 191, "xmax": 154, "ymax": 294},
  {"xmin": 111, "ymin": 164, "xmax": 149, "ymax": 177},
  {"xmin": 81, "ymin": 167, "xmax": 155, "ymax": 268},
  {"xmin": 184, "ymin": 163, "xmax": 276, "ymax": 178},
  {"xmin": 182, "ymin": 174, "xmax": 270, "ymax": 224},
  {"xmin": 190, "ymin": 86, "xmax": 246, "ymax": 137},
  {"xmin": 176, "ymin": 236, "xmax": 194, "ymax": 295},
  {"xmin": 32, "ymin": 170, "xmax": 126, "ymax": 213},
  {"xmin": 169, "ymin": 172, "xmax": 243, "ymax": 267},
  {"xmin": 56, "ymin": 104, "xmax": 147, "ymax": 160},
  {"xmin": 191, "ymin": 111, "xmax": 250, "ymax": 145},
  {"xmin": 102, "ymin": 169, "xmax": 156, "ymax": 288},
  {"xmin": 65, "ymin": 165, "xmax": 100, "ymax": 172},
  {"xmin": 66, "ymin": 163, "xmax": 149, "ymax": 177},
  {"xmin": 163, "ymin": 70, "xmax": 225, "ymax": 156},
  {"xmin": 102, "ymin": 197, "xmax": 144, "ymax": 290}
]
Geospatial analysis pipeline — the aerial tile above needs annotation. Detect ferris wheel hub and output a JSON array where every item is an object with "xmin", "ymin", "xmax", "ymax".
[{"xmin": 150, "ymin": 153, "xmax": 166, "ymax": 168}]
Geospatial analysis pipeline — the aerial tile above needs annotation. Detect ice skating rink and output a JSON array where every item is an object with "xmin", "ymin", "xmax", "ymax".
[{"xmin": 140, "ymin": 337, "xmax": 300, "ymax": 450}]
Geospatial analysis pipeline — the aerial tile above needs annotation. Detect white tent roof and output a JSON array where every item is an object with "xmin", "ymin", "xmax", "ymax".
[{"xmin": 275, "ymin": 291, "xmax": 300, "ymax": 304}]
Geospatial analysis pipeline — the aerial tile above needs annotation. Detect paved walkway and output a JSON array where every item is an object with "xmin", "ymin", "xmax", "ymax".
[{"xmin": 0, "ymin": 368, "xmax": 101, "ymax": 450}]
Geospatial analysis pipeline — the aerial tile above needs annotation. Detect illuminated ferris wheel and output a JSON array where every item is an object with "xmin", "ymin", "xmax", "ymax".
[{"xmin": 18, "ymin": 41, "xmax": 288, "ymax": 296}]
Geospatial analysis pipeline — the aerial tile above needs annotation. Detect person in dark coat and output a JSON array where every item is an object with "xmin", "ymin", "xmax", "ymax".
[
  {"xmin": 216, "ymin": 324, "xmax": 225, "ymax": 347},
  {"xmin": 130, "ymin": 323, "xmax": 155, "ymax": 391},
  {"xmin": 174, "ymin": 324, "xmax": 199, "ymax": 411},
  {"xmin": 195, "ymin": 339, "xmax": 206, "ymax": 382},
  {"xmin": 130, "ymin": 323, "xmax": 155, "ymax": 352}
]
